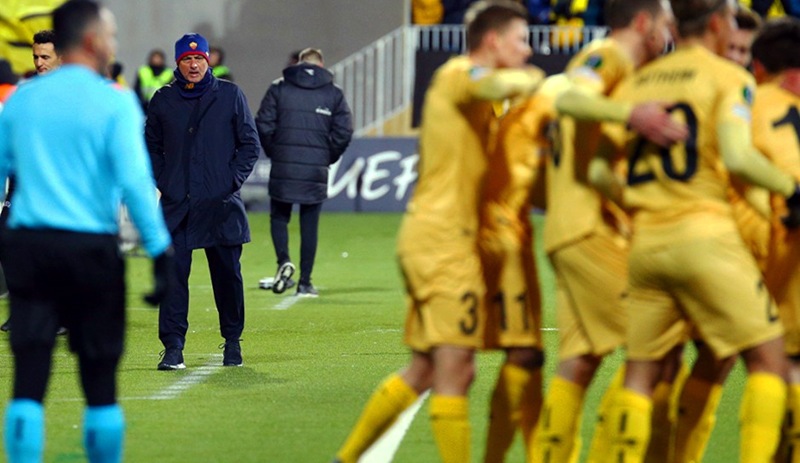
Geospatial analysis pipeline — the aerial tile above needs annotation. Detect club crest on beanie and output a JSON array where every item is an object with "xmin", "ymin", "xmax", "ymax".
[{"xmin": 175, "ymin": 33, "xmax": 210, "ymax": 63}]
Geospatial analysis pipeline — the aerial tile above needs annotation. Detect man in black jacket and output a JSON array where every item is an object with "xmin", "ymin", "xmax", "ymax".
[
  {"xmin": 256, "ymin": 48, "xmax": 353, "ymax": 297},
  {"xmin": 146, "ymin": 33, "xmax": 260, "ymax": 369}
]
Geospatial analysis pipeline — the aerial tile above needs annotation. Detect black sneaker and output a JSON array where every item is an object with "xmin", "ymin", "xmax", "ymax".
[
  {"xmin": 157, "ymin": 347, "xmax": 186, "ymax": 370},
  {"xmin": 272, "ymin": 262, "xmax": 296, "ymax": 294},
  {"xmin": 221, "ymin": 339, "xmax": 243, "ymax": 367},
  {"xmin": 296, "ymin": 283, "xmax": 319, "ymax": 298},
  {"xmin": 0, "ymin": 318, "xmax": 9, "ymax": 332}
]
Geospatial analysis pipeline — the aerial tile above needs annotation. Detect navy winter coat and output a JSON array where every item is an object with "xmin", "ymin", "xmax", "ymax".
[
  {"xmin": 255, "ymin": 63, "xmax": 353, "ymax": 204},
  {"xmin": 145, "ymin": 76, "xmax": 260, "ymax": 249}
]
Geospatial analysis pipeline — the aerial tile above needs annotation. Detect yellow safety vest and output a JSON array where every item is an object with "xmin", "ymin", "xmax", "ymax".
[{"xmin": 137, "ymin": 66, "xmax": 173, "ymax": 103}]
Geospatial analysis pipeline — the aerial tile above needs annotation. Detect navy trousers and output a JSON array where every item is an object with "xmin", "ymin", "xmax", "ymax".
[{"xmin": 159, "ymin": 221, "xmax": 244, "ymax": 350}]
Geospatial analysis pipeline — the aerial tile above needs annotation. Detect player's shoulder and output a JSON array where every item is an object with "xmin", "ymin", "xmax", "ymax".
[
  {"xmin": 678, "ymin": 46, "xmax": 751, "ymax": 85},
  {"xmin": 756, "ymin": 81, "xmax": 800, "ymax": 106},
  {"xmin": 632, "ymin": 46, "xmax": 751, "ymax": 90},
  {"xmin": 434, "ymin": 55, "xmax": 473, "ymax": 79},
  {"xmin": 568, "ymin": 38, "xmax": 627, "ymax": 72}
]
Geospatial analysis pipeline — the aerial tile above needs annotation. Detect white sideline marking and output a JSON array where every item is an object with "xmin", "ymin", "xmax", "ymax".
[
  {"xmin": 48, "ymin": 355, "xmax": 224, "ymax": 403},
  {"xmin": 359, "ymin": 390, "xmax": 430, "ymax": 463},
  {"xmin": 272, "ymin": 296, "xmax": 300, "ymax": 311},
  {"xmin": 147, "ymin": 354, "xmax": 223, "ymax": 401}
]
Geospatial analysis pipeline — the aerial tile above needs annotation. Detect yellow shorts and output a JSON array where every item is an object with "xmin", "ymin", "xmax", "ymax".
[
  {"xmin": 480, "ymin": 226, "xmax": 542, "ymax": 350},
  {"xmin": 401, "ymin": 247, "xmax": 486, "ymax": 352},
  {"xmin": 766, "ymin": 227, "xmax": 800, "ymax": 356},
  {"xmin": 627, "ymin": 232, "xmax": 782, "ymax": 361},
  {"xmin": 549, "ymin": 224, "xmax": 628, "ymax": 360},
  {"xmin": 736, "ymin": 210, "xmax": 770, "ymax": 273}
]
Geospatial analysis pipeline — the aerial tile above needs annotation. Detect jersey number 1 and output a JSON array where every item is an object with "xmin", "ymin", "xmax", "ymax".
[{"xmin": 773, "ymin": 106, "xmax": 800, "ymax": 145}]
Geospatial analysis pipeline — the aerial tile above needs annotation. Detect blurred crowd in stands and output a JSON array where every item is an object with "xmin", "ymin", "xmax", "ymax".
[
  {"xmin": 1, "ymin": 0, "xmax": 799, "ymax": 100},
  {"xmin": 412, "ymin": 0, "xmax": 800, "ymax": 27}
]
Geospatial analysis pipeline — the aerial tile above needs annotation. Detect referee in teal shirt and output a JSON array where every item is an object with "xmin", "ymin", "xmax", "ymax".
[{"xmin": 0, "ymin": 2, "xmax": 172, "ymax": 462}]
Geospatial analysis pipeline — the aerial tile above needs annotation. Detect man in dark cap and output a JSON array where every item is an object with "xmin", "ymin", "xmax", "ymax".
[{"xmin": 145, "ymin": 32, "xmax": 260, "ymax": 370}]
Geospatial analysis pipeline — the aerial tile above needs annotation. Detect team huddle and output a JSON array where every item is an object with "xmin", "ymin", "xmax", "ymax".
[{"xmin": 334, "ymin": 0, "xmax": 800, "ymax": 462}]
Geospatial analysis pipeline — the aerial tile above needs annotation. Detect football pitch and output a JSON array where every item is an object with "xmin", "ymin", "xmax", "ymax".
[{"xmin": 0, "ymin": 212, "xmax": 749, "ymax": 462}]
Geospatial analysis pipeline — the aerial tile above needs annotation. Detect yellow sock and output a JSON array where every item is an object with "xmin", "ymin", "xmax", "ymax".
[
  {"xmin": 667, "ymin": 361, "xmax": 691, "ymax": 424},
  {"xmin": 784, "ymin": 384, "xmax": 800, "ymax": 463},
  {"xmin": 587, "ymin": 366, "xmax": 625, "ymax": 463},
  {"xmin": 672, "ymin": 376, "xmax": 722, "ymax": 463},
  {"xmin": 335, "ymin": 374, "xmax": 419, "ymax": 463},
  {"xmin": 533, "ymin": 376, "xmax": 585, "ymax": 463},
  {"xmin": 643, "ymin": 381, "xmax": 675, "ymax": 463},
  {"xmin": 430, "ymin": 394, "xmax": 470, "ymax": 463},
  {"xmin": 739, "ymin": 372, "xmax": 786, "ymax": 463},
  {"xmin": 484, "ymin": 363, "xmax": 541, "ymax": 463},
  {"xmin": 608, "ymin": 388, "xmax": 653, "ymax": 463}
]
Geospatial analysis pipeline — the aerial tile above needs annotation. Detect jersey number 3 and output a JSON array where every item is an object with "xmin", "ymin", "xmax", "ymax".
[{"xmin": 628, "ymin": 103, "xmax": 698, "ymax": 186}]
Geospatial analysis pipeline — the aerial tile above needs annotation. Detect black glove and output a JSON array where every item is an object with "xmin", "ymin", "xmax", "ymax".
[
  {"xmin": 144, "ymin": 246, "xmax": 175, "ymax": 306},
  {"xmin": 783, "ymin": 183, "xmax": 800, "ymax": 229}
]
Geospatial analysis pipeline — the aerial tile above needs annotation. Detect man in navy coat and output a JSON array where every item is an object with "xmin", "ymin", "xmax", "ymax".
[{"xmin": 145, "ymin": 33, "xmax": 260, "ymax": 370}]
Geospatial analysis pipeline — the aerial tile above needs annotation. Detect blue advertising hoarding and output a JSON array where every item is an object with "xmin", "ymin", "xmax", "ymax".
[{"xmin": 244, "ymin": 137, "xmax": 419, "ymax": 212}]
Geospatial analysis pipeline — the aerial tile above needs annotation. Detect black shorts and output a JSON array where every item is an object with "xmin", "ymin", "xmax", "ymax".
[{"xmin": 4, "ymin": 229, "xmax": 125, "ymax": 360}]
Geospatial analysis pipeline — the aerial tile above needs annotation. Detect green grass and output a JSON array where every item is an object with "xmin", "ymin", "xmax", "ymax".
[{"xmin": 0, "ymin": 212, "xmax": 747, "ymax": 462}]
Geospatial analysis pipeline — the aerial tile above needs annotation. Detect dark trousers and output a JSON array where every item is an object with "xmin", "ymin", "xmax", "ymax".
[
  {"xmin": 4, "ymin": 229, "xmax": 123, "ymax": 405},
  {"xmin": 270, "ymin": 199, "xmax": 322, "ymax": 285},
  {"xmin": 159, "ymin": 221, "xmax": 244, "ymax": 349}
]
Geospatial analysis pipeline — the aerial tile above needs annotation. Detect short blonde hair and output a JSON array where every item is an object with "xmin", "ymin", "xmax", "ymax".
[{"xmin": 298, "ymin": 48, "xmax": 323, "ymax": 65}]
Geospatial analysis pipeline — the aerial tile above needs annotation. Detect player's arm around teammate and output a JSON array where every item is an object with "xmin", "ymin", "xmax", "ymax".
[{"xmin": 533, "ymin": 2, "xmax": 685, "ymax": 463}]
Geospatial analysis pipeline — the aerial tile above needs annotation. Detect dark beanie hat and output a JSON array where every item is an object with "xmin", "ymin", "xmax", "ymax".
[{"xmin": 174, "ymin": 33, "xmax": 210, "ymax": 63}]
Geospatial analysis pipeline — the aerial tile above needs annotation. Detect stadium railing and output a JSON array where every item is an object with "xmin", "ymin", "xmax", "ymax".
[{"xmin": 330, "ymin": 25, "xmax": 608, "ymax": 137}]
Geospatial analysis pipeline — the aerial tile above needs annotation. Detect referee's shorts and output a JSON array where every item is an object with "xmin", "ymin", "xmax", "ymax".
[{"xmin": 3, "ymin": 228, "xmax": 125, "ymax": 360}]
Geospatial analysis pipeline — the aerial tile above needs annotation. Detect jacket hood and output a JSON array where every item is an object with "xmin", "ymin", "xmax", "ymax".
[{"xmin": 283, "ymin": 63, "xmax": 333, "ymax": 89}]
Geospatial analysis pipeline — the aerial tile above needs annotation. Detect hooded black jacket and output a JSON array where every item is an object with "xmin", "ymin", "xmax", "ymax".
[{"xmin": 255, "ymin": 62, "xmax": 353, "ymax": 204}]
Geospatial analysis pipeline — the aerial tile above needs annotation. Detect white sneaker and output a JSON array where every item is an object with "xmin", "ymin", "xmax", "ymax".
[{"xmin": 258, "ymin": 277, "xmax": 275, "ymax": 290}]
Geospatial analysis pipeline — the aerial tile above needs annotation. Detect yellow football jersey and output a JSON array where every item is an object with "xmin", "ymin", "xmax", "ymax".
[
  {"xmin": 754, "ymin": 82, "xmax": 800, "ymax": 210},
  {"xmin": 397, "ymin": 56, "xmax": 499, "ymax": 255},
  {"xmin": 543, "ymin": 39, "xmax": 634, "ymax": 253},
  {"xmin": 483, "ymin": 74, "xmax": 570, "ymax": 233},
  {"xmin": 605, "ymin": 45, "xmax": 755, "ymax": 248},
  {"xmin": 757, "ymin": 82, "xmax": 800, "ymax": 302}
]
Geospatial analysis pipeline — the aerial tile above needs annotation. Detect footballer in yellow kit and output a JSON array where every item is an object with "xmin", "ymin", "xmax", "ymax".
[
  {"xmin": 480, "ymin": 75, "xmax": 569, "ymax": 350},
  {"xmin": 758, "ymin": 82, "xmax": 800, "ymax": 354},
  {"xmin": 400, "ymin": 54, "xmax": 544, "ymax": 352},
  {"xmin": 543, "ymin": 38, "xmax": 633, "ymax": 360},
  {"xmin": 605, "ymin": 44, "xmax": 781, "ymax": 360}
]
